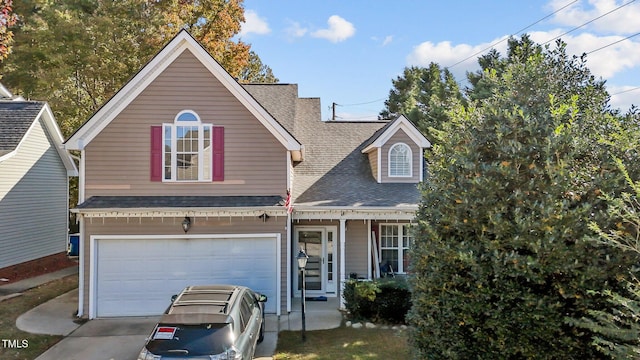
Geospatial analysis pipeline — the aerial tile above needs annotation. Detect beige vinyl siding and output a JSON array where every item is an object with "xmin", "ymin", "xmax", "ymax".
[
  {"xmin": 0, "ymin": 117, "xmax": 68, "ymax": 268},
  {"xmin": 380, "ymin": 129, "xmax": 421, "ymax": 183},
  {"xmin": 84, "ymin": 50, "xmax": 287, "ymax": 198},
  {"xmin": 81, "ymin": 216, "xmax": 288, "ymax": 313},
  {"xmin": 366, "ymin": 149, "xmax": 379, "ymax": 182},
  {"xmin": 344, "ymin": 220, "xmax": 369, "ymax": 279}
]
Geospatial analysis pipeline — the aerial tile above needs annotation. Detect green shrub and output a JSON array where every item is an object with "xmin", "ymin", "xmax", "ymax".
[
  {"xmin": 375, "ymin": 278, "xmax": 411, "ymax": 324},
  {"xmin": 343, "ymin": 279, "xmax": 379, "ymax": 320},
  {"xmin": 343, "ymin": 278, "xmax": 411, "ymax": 323}
]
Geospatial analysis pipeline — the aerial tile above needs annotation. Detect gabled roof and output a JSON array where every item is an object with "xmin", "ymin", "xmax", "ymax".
[
  {"xmin": 361, "ymin": 115, "xmax": 431, "ymax": 153},
  {"xmin": 65, "ymin": 30, "xmax": 302, "ymax": 160},
  {"xmin": 243, "ymin": 86, "xmax": 426, "ymax": 211},
  {"xmin": 0, "ymin": 101, "xmax": 78, "ymax": 175}
]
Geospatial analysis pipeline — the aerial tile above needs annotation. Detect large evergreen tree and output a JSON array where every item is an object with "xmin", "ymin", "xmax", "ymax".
[
  {"xmin": 380, "ymin": 63, "xmax": 464, "ymax": 135},
  {"xmin": 408, "ymin": 37, "xmax": 640, "ymax": 358}
]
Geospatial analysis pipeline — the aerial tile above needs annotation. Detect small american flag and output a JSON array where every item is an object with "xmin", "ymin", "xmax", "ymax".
[{"xmin": 285, "ymin": 190, "xmax": 293, "ymax": 214}]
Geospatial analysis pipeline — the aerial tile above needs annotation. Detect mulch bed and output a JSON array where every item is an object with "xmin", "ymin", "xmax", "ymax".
[{"xmin": 0, "ymin": 252, "xmax": 78, "ymax": 284}]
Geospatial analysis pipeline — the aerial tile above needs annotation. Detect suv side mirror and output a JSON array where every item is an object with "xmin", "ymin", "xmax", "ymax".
[
  {"xmin": 258, "ymin": 294, "xmax": 267, "ymax": 303},
  {"xmin": 171, "ymin": 294, "xmax": 178, "ymax": 303}
]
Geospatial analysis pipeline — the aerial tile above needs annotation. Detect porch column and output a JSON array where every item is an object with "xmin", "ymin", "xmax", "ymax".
[{"xmin": 339, "ymin": 219, "xmax": 346, "ymax": 310}]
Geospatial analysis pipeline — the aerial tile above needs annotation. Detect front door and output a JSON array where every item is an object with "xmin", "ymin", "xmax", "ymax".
[{"xmin": 295, "ymin": 227, "xmax": 337, "ymax": 296}]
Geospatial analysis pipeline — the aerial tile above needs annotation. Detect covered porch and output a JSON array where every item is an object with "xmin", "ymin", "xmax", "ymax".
[{"xmin": 289, "ymin": 207, "xmax": 416, "ymax": 311}]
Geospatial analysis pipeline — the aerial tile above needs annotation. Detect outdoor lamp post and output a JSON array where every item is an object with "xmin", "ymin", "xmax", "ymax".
[{"xmin": 297, "ymin": 249, "xmax": 309, "ymax": 342}]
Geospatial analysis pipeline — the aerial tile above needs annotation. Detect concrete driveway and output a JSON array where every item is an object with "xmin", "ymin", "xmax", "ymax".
[
  {"xmin": 35, "ymin": 315, "xmax": 278, "ymax": 360},
  {"xmin": 21, "ymin": 289, "xmax": 341, "ymax": 360}
]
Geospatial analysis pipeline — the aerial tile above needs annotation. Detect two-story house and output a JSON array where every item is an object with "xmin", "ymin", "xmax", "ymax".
[{"xmin": 65, "ymin": 30, "xmax": 430, "ymax": 319}]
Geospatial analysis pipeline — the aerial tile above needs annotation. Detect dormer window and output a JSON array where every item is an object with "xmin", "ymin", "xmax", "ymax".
[
  {"xmin": 389, "ymin": 143, "xmax": 412, "ymax": 177},
  {"xmin": 163, "ymin": 110, "xmax": 212, "ymax": 182}
]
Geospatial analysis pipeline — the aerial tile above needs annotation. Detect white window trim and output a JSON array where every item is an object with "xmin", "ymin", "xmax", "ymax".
[
  {"xmin": 388, "ymin": 142, "xmax": 412, "ymax": 178},
  {"xmin": 378, "ymin": 223, "xmax": 412, "ymax": 274},
  {"xmin": 163, "ymin": 110, "xmax": 213, "ymax": 182}
]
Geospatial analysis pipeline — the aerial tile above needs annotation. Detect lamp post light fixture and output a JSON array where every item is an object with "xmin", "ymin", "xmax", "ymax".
[
  {"xmin": 181, "ymin": 216, "xmax": 191, "ymax": 233},
  {"xmin": 297, "ymin": 249, "xmax": 309, "ymax": 342}
]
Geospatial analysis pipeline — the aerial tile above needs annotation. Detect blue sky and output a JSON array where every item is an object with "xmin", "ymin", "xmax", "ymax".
[{"xmin": 239, "ymin": 1, "xmax": 640, "ymax": 121}]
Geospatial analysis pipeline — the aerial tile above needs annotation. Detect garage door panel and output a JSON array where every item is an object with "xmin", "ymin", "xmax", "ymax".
[{"xmin": 94, "ymin": 236, "xmax": 278, "ymax": 317}]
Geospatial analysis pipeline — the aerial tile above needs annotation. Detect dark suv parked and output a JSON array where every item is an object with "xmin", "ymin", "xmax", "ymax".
[{"xmin": 137, "ymin": 285, "xmax": 267, "ymax": 360}]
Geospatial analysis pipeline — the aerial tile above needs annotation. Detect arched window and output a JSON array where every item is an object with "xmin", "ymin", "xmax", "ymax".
[
  {"xmin": 388, "ymin": 143, "xmax": 412, "ymax": 177},
  {"xmin": 163, "ymin": 110, "xmax": 212, "ymax": 181}
]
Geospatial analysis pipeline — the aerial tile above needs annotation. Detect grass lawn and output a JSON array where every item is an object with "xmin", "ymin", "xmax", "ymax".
[
  {"xmin": 274, "ymin": 326, "xmax": 411, "ymax": 359},
  {"xmin": 0, "ymin": 274, "xmax": 78, "ymax": 360}
]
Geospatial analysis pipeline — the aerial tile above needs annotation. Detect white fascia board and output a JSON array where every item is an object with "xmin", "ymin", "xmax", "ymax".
[
  {"xmin": 65, "ymin": 31, "xmax": 301, "ymax": 155},
  {"xmin": 291, "ymin": 206, "xmax": 418, "ymax": 221},
  {"xmin": 40, "ymin": 104, "xmax": 78, "ymax": 176},
  {"xmin": 0, "ymin": 83, "xmax": 12, "ymax": 98},
  {"xmin": 361, "ymin": 115, "xmax": 431, "ymax": 153},
  {"xmin": 0, "ymin": 150, "xmax": 16, "ymax": 162},
  {"xmin": 72, "ymin": 206, "xmax": 290, "ymax": 218}
]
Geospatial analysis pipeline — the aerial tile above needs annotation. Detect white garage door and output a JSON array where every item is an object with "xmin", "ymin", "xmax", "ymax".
[{"xmin": 92, "ymin": 235, "xmax": 279, "ymax": 317}]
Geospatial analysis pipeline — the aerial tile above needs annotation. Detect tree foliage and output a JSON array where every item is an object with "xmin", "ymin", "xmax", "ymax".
[
  {"xmin": 579, "ymin": 158, "xmax": 640, "ymax": 359},
  {"xmin": 0, "ymin": 0, "xmax": 276, "ymax": 137},
  {"xmin": 408, "ymin": 37, "xmax": 640, "ymax": 359},
  {"xmin": 0, "ymin": 0, "xmax": 17, "ymax": 62},
  {"xmin": 380, "ymin": 63, "xmax": 464, "ymax": 135}
]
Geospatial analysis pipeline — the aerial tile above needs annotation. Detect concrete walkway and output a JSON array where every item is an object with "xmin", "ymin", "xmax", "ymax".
[{"xmin": 0, "ymin": 266, "xmax": 78, "ymax": 302}]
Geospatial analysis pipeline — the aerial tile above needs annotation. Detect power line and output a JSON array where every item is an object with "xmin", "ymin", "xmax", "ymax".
[
  {"xmin": 610, "ymin": 86, "xmax": 640, "ymax": 96},
  {"xmin": 541, "ymin": 0, "xmax": 637, "ymax": 46},
  {"xmin": 586, "ymin": 31, "xmax": 640, "ymax": 54},
  {"xmin": 334, "ymin": 98, "xmax": 386, "ymax": 107},
  {"xmin": 447, "ymin": 0, "xmax": 579, "ymax": 69}
]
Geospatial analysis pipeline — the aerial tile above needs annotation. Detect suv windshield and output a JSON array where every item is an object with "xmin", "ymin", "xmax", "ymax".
[{"xmin": 145, "ymin": 323, "xmax": 233, "ymax": 356}]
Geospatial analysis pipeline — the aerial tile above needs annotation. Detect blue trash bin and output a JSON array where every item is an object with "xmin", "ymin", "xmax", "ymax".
[{"xmin": 68, "ymin": 234, "xmax": 79, "ymax": 256}]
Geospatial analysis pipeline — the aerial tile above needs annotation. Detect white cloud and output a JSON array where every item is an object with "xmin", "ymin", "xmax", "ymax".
[
  {"xmin": 285, "ymin": 21, "xmax": 308, "ymax": 40},
  {"xmin": 406, "ymin": 37, "xmax": 510, "ymax": 81},
  {"xmin": 407, "ymin": 28, "xmax": 640, "ymax": 88},
  {"xmin": 382, "ymin": 35, "xmax": 393, "ymax": 46},
  {"xmin": 239, "ymin": 10, "xmax": 270, "ymax": 37},
  {"xmin": 547, "ymin": 0, "xmax": 640, "ymax": 34},
  {"xmin": 311, "ymin": 15, "xmax": 356, "ymax": 43}
]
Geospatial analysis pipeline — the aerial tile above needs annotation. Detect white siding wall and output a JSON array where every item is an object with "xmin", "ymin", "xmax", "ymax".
[{"xmin": 0, "ymin": 117, "xmax": 68, "ymax": 268}]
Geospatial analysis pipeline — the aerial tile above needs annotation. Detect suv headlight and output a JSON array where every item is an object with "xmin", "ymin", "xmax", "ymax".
[{"xmin": 137, "ymin": 348, "xmax": 160, "ymax": 360}]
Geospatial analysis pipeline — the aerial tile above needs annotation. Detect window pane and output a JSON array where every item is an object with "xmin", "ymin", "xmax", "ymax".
[
  {"xmin": 390, "ymin": 144, "xmax": 411, "ymax": 176},
  {"xmin": 381, "ymin": 249, "xmax": 398, "ymax": 273},
  {"xmin": 177, "ymin": 126, "xmax": 198, "ymax": 181},
  {"xmin": 402, "ymin": 249, "xmax": 410, "ymax": 273},
  {"xmin": 402, "ymin": 225, "xmax": 412, "ymax": 247},
  {"xmin": 177, "ymin": 112, "xmax": 198, "ymax": 122}
]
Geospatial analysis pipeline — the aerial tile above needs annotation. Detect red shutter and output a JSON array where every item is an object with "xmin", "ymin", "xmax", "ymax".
[
  {"xmin": 150, "ymin": 126, "xmax": 163, "ymax": 181},
  {"xmin": 212, "ymin": 126, "xmax": 224, "ymax": 181}
]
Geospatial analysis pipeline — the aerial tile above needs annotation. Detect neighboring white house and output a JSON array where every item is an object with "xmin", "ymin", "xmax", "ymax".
[{"xmin": 0, "ymin": 85, "xmax": 78, "ymax": 271}]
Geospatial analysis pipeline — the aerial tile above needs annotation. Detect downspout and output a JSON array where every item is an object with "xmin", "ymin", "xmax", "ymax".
[{"xmin": 76, "ymin": 151, "xmax": 85, "ymax": 317}]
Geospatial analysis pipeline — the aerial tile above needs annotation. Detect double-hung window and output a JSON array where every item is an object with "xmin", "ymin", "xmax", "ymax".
[
  {"xmin": 163, "ymin": 111, "xmax": 212, "ymax": 181},
  {"xmin": 379, "ymin": 224, "xmax": 413, "ymax": 274},
  {"xmin": 389, "ymin": 143, "xmax": 412, "ymax": 177}
]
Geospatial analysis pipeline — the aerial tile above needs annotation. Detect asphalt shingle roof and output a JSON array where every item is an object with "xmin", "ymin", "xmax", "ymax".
[
  {"xmin": 76, "ymin": 195, "xmax": 286, "ymax": 209},
  {"xmin": 0, "ymin": 101, "xmax": 45, "ymax": 156},
  {"xmin": 244, "ymin": 85, "xmax": 422, "ymax": 208}
]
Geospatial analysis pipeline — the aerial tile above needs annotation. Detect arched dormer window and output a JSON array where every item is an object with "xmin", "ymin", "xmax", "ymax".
[
  {"xmin": 388, "ymin": 143, "xmax": 412, "ymax": 177},
  {"xmin": 163, "ymin": 110, "xmax": 212, "ymax": 181}
]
